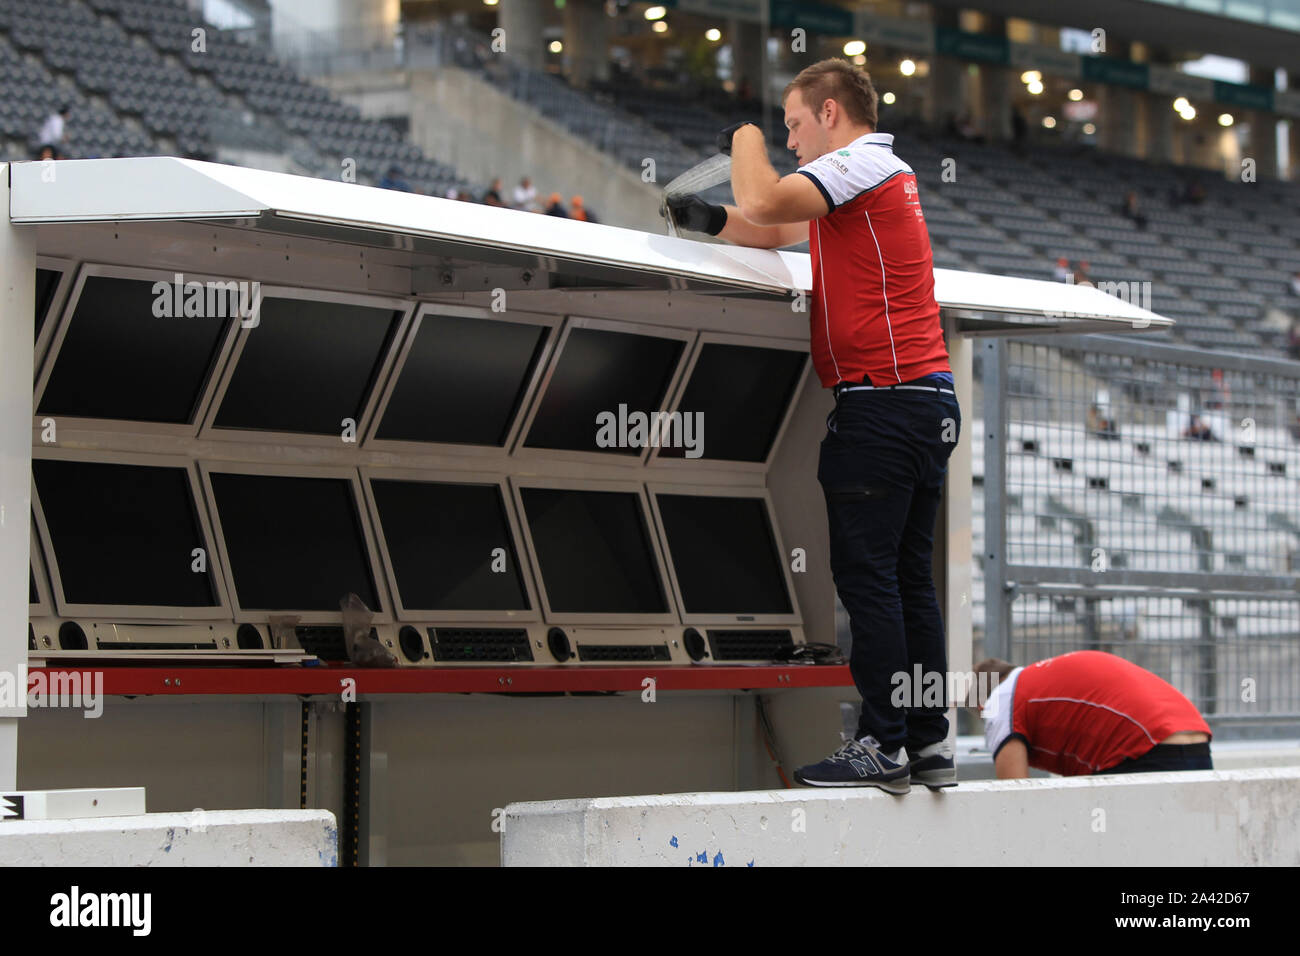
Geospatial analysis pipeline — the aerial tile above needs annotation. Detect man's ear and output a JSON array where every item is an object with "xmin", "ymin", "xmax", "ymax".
[{"xmin": 965, "ymin": 673, "xmax": 995, "ymax": 710}]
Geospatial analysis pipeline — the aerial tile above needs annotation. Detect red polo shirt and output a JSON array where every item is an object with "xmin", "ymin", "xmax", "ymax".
[
  {"xmin": 796, "ymin": 132, "xmax": 950, "ymax": 388},
  {"xmin": 992, "ymin": 651, "xmax": 1212, "ymax": 775}
]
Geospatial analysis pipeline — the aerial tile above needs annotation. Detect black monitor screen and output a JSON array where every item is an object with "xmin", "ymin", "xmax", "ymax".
[
  {"xmin": 376, "ymin": 313, "xmax": 547, "ymax": 446},
  {"xmin": 210, "ymin": 473, "xmax": 380, "ymax": 613},
  {"xmin": 38, "ymin": 275, "xmax": 230, "ymax": 424},
  {"xmin": 659, "ymin": 343, "xmax": 807, "ymax": 462},
  {"xmin": 370, "ymin": 478, "xmax": 530, "ymax": 611},
  {"xmin": 520, "ymin": 488, "xmax": 667, "ymax": 614},
  {"xmin": 213, "ymin": 297, "xmax": 401, "ymax": 435},
  {"xmin": 35, "ymin": 267, "xmax": 61, "ymax": 339},
  {"xmin": 655, "ymin": 494, "xmax": 792, "ymax": 615},
  {"xmin": 524, "ymin": 327, "xmax": 683, "ymax": 455},
  {"xmin": 33, "ymin": 459, "xmax": 220, "ymax": 608}
]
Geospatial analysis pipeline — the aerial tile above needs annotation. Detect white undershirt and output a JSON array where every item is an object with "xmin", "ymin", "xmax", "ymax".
[{"xmin": 981, "ymin": 667, "xmax": 1024, "ymax": 756}]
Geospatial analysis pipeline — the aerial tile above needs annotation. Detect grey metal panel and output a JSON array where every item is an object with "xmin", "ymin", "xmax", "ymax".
[
  {"xmin": 1037, "ymin": 334, "xmax": 1300, "ymax": 377},
  {"xmin": 10, "ymin": 158, "xmax": 1173, "ymax": 333},
  {"xmin": 982, "ymin": 339, "xmax": 1010, "ymax": 663},
  {"xmin": 1004, "ymin": 565, "xmax": 1299, "ymax": 593}
]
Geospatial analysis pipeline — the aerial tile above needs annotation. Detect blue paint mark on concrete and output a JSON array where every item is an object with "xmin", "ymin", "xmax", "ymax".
[
  {"xmin": 713, "ymin": 851, "xmax": 724, "ymax": 867},
  {"xmin": 163, "ymin": 827, "xmax": 174, "ymax": 853},
  {"xmin": 695, "ymin": 850, "xmax": 708, "ymax": 863},
  {"xmin": 324, "ymin": 825, "xmax": 339, "ymax": 867},
  {"xmin": 669, "ymin": 836, "xmax": 678, "ymax": 848},
  {"xmin": 747, "ymin": 860, "xmax": 755, "ymax": 867}
]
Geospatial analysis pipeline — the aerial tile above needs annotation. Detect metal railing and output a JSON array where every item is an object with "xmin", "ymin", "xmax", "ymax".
[{"xmin": 979, "ymin": 334, "xmax": 1300, "ymax": 732}]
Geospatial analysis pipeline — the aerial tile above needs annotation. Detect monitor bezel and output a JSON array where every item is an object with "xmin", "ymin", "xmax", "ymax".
[
  {"xmin": 31, "ymin": 447, "xmax": 234, "ymax": 622},
  {"xmin": 360, "ymin": 466, "xmax": 543, "ymax": 624},
  {"xmin": 198, "ymin": 461, "xmax": 393, "ymax": 625},
  {"xmin": 362, "ymin": 303, "xmax": 558, "ymax": 458},
  {"xmin": 33, "ymin": 262, "xmax": 245, "ymax": 437},
  {"xmin": 29, "ymin": 524, "xmax": 53, "ymax": 619},
  {"xmin": 646, "ymin": 482, "xmax": 803, "ymax": 627},
  {"xmin": 646, "ymin": 331, "xmax": 811, "ymax": 473},
  {"xmin": 511, "ymin": 315, "xmax": 694, "ymax": 468},
  {"xmin": 509, "ymin": 476, "xmax": 680, "ymax": 627},
  {"xmin": 33, "ymin": 255, "xmax": 76, "ymax": 383},
  {"xmin": 198, "ymin": 284, "xmax": 414, "ymax": 447}
]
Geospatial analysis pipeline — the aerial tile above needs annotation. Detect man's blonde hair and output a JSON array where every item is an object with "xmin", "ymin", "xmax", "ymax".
[
  {"xmin": 969, "ymin": 658, "xmax": 1016, "ymax": 709},
  {"xmin": 782, "ymin": 58, "xmax": 878, "ymax": 130},
  {"xmin": 973, "ymin": 658, "xmax": 1016, "ymax": 683}
]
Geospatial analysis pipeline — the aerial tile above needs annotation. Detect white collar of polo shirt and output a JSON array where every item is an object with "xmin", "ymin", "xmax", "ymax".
[{"xmin": 851, "ymin": 132, "xmax": 894, "ymax": 148}]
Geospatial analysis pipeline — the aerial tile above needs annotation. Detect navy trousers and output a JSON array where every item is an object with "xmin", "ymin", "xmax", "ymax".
[
  {"xmin": 817, "ymin": 383, "xmax": 961, "ymax": 754},
  {"xmin": 1097, "ymin": 742, "xmax": 1213, "ymax": 774}
]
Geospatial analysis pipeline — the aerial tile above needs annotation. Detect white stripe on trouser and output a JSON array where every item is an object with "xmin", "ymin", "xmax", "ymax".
[{"xmin": 837, "ymin": 384, "xmax": 955, "ymax": 395}]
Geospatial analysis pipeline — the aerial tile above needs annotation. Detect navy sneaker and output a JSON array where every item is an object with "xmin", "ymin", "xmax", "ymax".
[
  {"xmin": 793, "ymin": 735, "xmax": 911, "ymax": 794},
  {"xmin": 908, "ymin": 740, "xmax": 957, "ymax": 789}
]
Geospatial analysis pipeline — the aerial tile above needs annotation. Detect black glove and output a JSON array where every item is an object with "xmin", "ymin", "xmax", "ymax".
[
  {"xmin": 663, "ymin": 194, "xmax": 727, "ymax": 235},
  {"xmin": 716, "ymin": 121, "xmax": 756, "ymax": 156}
]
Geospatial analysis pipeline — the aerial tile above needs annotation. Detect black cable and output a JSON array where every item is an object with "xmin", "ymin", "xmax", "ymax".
[{"xmin": 773, "ymin": 642, "xmax": 846, "ymax": 665}]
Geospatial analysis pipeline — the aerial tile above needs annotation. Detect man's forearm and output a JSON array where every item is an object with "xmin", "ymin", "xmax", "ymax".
[
  {"xmin": 717, "ymin": 204, "xmax": 785, "ymax": 249},
  {"xmin": 730, "ymin": 124, "xmax": 779, "ymax": 217}
]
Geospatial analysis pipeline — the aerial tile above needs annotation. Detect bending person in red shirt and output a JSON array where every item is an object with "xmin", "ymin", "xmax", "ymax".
[
  {"xmin": 974, "ymin": 651, "xmax": 1213, "ymax": 777},
  {"xmin": 663, "ymin": 58, "xmax": 958, "ymax": 793}
]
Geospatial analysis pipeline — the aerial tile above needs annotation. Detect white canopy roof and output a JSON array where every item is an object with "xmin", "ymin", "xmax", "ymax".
[{"xmin": 9, "ymin": 157, "xmax": 1171, "ymax": 333}]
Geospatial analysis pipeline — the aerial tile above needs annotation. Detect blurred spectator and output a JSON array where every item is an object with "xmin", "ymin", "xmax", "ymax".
[
  {"xmin": 544, "ymin": 192, "xmax": 568, "ymax": 217},
  {"xmin": 378, "ymin": 165, "xmax": 411, "ymax": 191},
  {"xmin": 38, "ymin": 104, "xmax": 70, "ymax": 158},
  {"xmin": 1183, "ymin": 413, "xmax": 1215, "ymax": 441},
  {"xmin": 513, "ymin": 176, "xmax": 537, "ymax": 211},
  {"xmin": 948, "ymin": 111, "xmax": 984, "ymax": 144},
  {"xmin": 1209, "ymin": 368, "xmax": 1230, "ymax": 410},
  {"xmin": 1011, "ymin": 106, "xmax": 1028, "ymax": 152},
  {"xmin": 1053, "ymin": 257, "xmax": 1071, "ymax": 282},
  {"xmin": 482, "ymin": 177, "xmax": 505, "ymax": 206},
  {"xmin": 1290, "ymin": 270, "xmax": 1300, "ymax": 298},
  {"xmin": 959, "ymin": 114, "xmax": 983, "ymax": 144},
  {"xmin": 1120, "ymin": 190, "xmax": 1147, "ymax": 229},
  {"xmin": 1087, "ymin": 403, "xmax": 1118, "ymax": 439},
  {"xmin": 1075, "ymin": 260, "xmax": 1092, "ymax": 286},
  {"xmin": 1171, "ymin": 177, "xmax": 1206, "ymax": 207},
  {"xmin": 569, "ymin": 195, "xmax": 597, "ymax": 223},
  {"xmin": 37, "ymin": 145, "xmax": 56, "ymax": 161}
]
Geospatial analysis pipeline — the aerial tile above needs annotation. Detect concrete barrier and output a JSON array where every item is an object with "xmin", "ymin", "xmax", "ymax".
[
  {"xmin": 502, "ymin": 768, "xmax": 1300, "ymax": 866},
  {"xmin": 952, "ymin": 736, "xmax": 1300, "ymax": 779},
  {"xmin": 0, "ymin": 809, "xmax": 337, "ymax": 866}
]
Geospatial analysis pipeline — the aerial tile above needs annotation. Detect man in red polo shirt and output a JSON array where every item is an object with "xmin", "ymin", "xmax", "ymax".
[
  {"xmin": 974, "ymin": 652, "xmax": 1213, "ymax": 776},
  {"xmin": 664, "ymin": 58, "xmax": 958, "ymax": 793}
]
